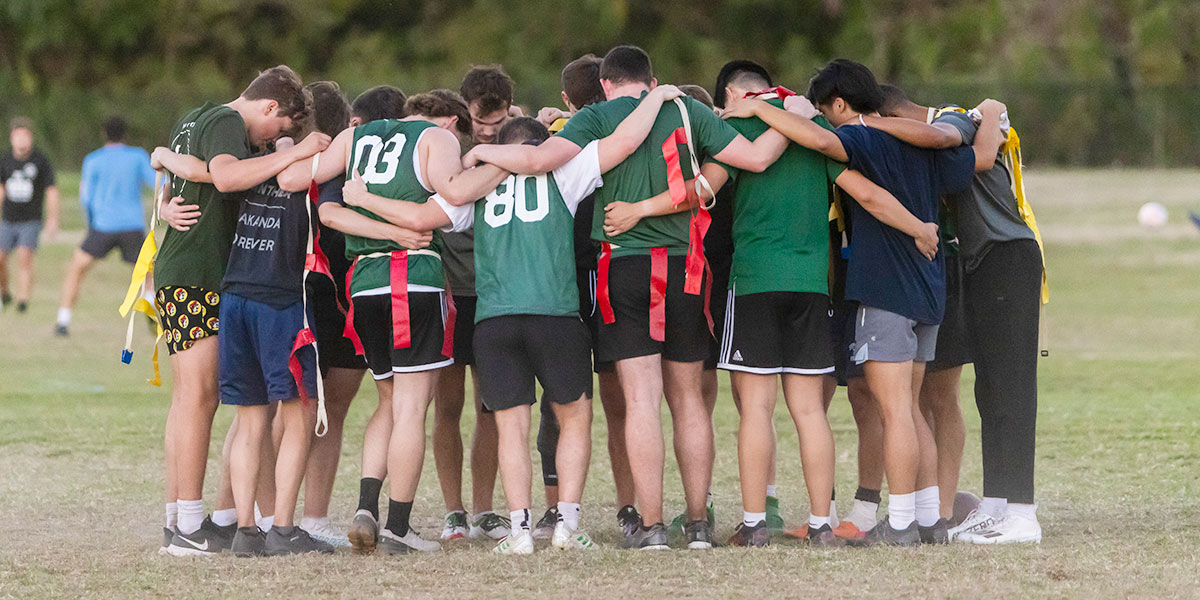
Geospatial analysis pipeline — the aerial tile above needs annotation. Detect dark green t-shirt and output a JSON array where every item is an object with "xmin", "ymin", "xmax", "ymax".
[
  {"xmin": 344, "ymin": 118, "xmax": 446, "ymax": 295},
  {"xmin": 716, "ymin": 105, "xmax": 844, "ymax": 296},
  {"xmin": 557, "ymin": 93, "xmax": 738, "ymax": 256},
  {"xmin": 156, "ymin": 103, "xmax": 250, "ymax": 291}
]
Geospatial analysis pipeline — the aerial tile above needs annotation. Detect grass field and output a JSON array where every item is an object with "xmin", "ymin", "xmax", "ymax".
[{"xmin": 2, "ymin": 169, "xmax": 1199, "ymax": 599}]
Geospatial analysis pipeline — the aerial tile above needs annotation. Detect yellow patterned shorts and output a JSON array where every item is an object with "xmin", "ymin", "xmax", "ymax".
[{"xmin": 155, "ymin": 286, "xmax": 221, "ymax": 355}]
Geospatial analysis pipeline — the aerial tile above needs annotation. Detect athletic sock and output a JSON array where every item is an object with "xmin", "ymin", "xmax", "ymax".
[
  {"xmin": 358, "ymin": 477, "xmax": 384, "ymax": 521},
  {"xmin": 165, "ymin": 502, "xmax": 178, "ymax": 529},
  {"xmin": 915, "ymin": 486, "xmax": 940, "ymax": 527},
  {"xmin": 300, "ymin": 516, "xmax": 328, "ymax": 532},
  {"xmin": 846, "ymin": 499, "xmax": 879, "ymax": 530},
  {"xmin": 385, "ymin": 499, "xmax": 413, "ymax": 537},
  {"xmin": 887, "ymin": 492, "xmax": 916, "ymax": 530},
  {"xmin": 855, "ymin": 486, "xmax": 882, "ymax": 504},
  {"xmin": 809, "ymin": 514, "xmax": 831, "ymax": 529},
  {"xmin": 557, "ymin": 502, "xmax": 581, "ymax": 531},
  {"xmin": 980, "ymin": 496, "xmax": 1008, "ymax": 518},
  {"xmin": 1006, "ymin": 503, "xmax": 1037, "ymax": 520},
  {"xmin": 257, "ymin": 515, "xmax": 274, "ymax": 531},
  {"xmin": 56, "ymin": 307, "xmax": 71, "ymax": 326},
  {"xmin": 765, "ymin": 484, "xmax": 778, "ymax": 498},
  {"xmin": 510, "ymin": 509, "xmax": 531, "ymax": 532},
  {"xmin": 706, "ymin": 490, "xmax": 714, "ymax": 509},
  {"xmin": 743, "ymin": 511, "xmax": 766, "ymax": 527},
  {"xmin": 212, "ymin": 508, "xmax": 238, "ymax": 527},
  {"xmin": 829, "ymin": 500, "xmax": 839, "ymax": 525},
  {"xmin": 177, "ymin": 499, "xmax": 204, "ymax": 535}
]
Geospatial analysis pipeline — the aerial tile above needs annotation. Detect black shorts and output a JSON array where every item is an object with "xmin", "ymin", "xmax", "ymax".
[
  {"xmin": 307, "ymin": 276, "xmax": 367, "ymax": 375},
  {"xmin": 577, "ymin": 268, "xmax": 614, "ymax": 374},
  {"xmin": 452, "ymin": 295, "xmax": 476, "ymax": 365},
  {"xmin": 351, "ymin": 291, "xmax": 454, "ymax": 380},
  {"xmin": 81, "ymin": 229, "xmax": 143, "ymax": 263},
  {"xmin": 474, "ymin": 315, "xmax": 593, "ymax": 412},
  {"xmin": 597, "ymin": 253, "xmax": 710, "ymax": 364},
  {"xmin": 927, "ymin": 255, "xmax": 973, "ymax": 372},
  {"xmin": 156, "ymin": 286, "xmax": 221, "ymax": 355},
  {"xmin": 705, "ymin": 260, "xmax": 731, "ymax": 371},
  {"xmin": 829, "ymin": 299, "xmax": 862, "ymax": 386},
  {"xmin": 718, "ymin": 290, "xmax": 834, "ymax": 375}
]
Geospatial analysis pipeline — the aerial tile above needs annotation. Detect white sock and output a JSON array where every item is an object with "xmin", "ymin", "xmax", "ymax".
[
  {"xmin": 300, "ymin": 516, "xmax": 328, "ymax": 532},
  {"xmin": 510, "ymin": 509, "xmax": 531, "ymax": 532},
  {"xmin": 212, "ymin": 508, "xmax": 237, "ymax": 527},
  {"xmin": 809, "ymin": 514, "xmax": 831, "ymax": 529},
  {"xmin": 1006, "ymin": 503, "xmax": 1037, "ymax": 520},
  {"xmin": 165, "ymin": 502, "xmax": 178, "ymax": 529},
  {"xmin": 557, "ymin": 502, "xmax": 581, "ymax": 531},
  {"xmin": 980, "ymin": 496, "xmax": 1008, "ymax": 518},
  {"xmin": 743, "ymin": 511, "xmax": 766, "ymax": 527},
  {"xmin": 257, "ymin": 514, "xmax": 274, "ymax": 531},
  {"xmin": 829, "ymin": 500, "xmax": 839, "ymax": 526},
  {"xmin": 915, "ymin": 486, "xmax": 940, "ymax": 527},
  {"xmin": 254, "ymin": 502, "xmax": 264, "ymax": 523},
  {"xmin": 765, "ymin": 484, "xmax": 778, "ymax": 498},
  {"xmin": 177, "ymin": 499, "xmax": 204, "ymax": 535},
  {"xmin": 56, "ymin": 307, "xmax": 71, "ymax": 326},
  {"xmin": 887, "ymin": 493, "xmax": 916, "ymax": 530},
  {"xmin": 706, "ymin": 490, "xmax": 714, "ymax": 508},
  {"xmin": 847, "ymin": 499, "xmax": 879, "ymax": 530}
]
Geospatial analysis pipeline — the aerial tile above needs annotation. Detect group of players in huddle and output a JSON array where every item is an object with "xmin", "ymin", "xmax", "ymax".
[{"xmin": 145, "ymin": 43, "xmax": 1045, "ymax": 557}]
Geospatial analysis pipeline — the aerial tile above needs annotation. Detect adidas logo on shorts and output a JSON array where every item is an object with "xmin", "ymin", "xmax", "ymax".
[{"xmin": 732, "ymin": 350, "xmax": 743, "ymax": 362}]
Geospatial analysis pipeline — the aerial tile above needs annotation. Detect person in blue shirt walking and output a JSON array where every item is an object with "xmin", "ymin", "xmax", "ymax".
[{"xmin": 55, "ymin": 116, "xmax": 157, "ymax": 336}]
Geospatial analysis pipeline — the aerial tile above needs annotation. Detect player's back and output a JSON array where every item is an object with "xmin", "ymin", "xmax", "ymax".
[{"xmin": 83, "ymin": 144, "xmax": 153, "ymax": 232}]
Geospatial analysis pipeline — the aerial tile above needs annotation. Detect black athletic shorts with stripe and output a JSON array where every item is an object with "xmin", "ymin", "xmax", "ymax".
[
  {"xmin": 351, "ymin": 291, "xmax": 453, "ymax": 379},
  {"xmin": 718, "ymin": 290, "xmax": 834, "ymax": 375}
]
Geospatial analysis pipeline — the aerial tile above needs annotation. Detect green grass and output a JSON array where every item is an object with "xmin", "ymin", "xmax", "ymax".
[{"xmin": 2, "ymin": 169, "xmax": 1200, "ymax": 598}]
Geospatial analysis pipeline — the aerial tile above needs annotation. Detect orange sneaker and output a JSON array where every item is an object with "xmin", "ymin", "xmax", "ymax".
[
  {"xmin": 832, "ymin": 521, "xmax": 867, "ymax": 540},
  {"xmin": 782, "ymin": 525, "xmax": 809, "ymax": 540}
]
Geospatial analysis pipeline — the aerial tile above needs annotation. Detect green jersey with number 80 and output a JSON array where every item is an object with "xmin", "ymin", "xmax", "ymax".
[
  {"xmin": 438, "ymin": 141, "xmax": 604, "ymax": 323},
  {"xmin": 344, "ymin": 119, "xmax": 446, "ymax": 294}
]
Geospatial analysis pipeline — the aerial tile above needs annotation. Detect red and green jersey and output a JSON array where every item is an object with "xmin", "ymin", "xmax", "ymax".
[
  {"xmin": 557, "ymin": 93, "xmax": 738, "ymax": 257},
  {"xmin": 344, "ymin": 119, "xmax": 446, "ymax": 294},
  {"xmin": 439, "ymin": 142, "xmax": 603, "ymax": 322},
  {"xmin": 715, "ymin": 102, "xmax": 844, "ymax": 296}
]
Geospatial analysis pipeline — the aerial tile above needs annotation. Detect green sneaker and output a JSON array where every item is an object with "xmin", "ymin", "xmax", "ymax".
[
  {"xmin": 765, "ymin": 495, "xmax": 785, "ymax": 533},
  {"xmin": 668, "ymin": 499, "xmax": 715, "ymax": 536}
]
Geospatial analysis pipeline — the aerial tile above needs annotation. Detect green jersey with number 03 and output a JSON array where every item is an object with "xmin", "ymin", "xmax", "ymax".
[
  {"xmin": 439, "ymin": 141, "xmax": 603, "ymax": 323},
  {"xmin": 344, "ymin": 119, "xmax": 446, "ymax": 295}
]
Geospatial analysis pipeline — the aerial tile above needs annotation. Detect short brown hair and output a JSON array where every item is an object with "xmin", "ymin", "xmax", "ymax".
[
  {"xmin": 405, "ymin": 89, "xmax": 472, "ymax": 138},
  {"xmin": 679, "ymin": 85, "xmax": 714, "ymax": 110},
  {"xmin": 306, "ymin": 81, "xmax": 351, "ymax": 138},
  {"xmin": 241, "ymin": 65, "xmax": 310, "ymax": 121},
  {"xmin": 460, "ymin": 65, "xmax": 514, "ymax": 115},
  {"xmin": 561, "ymin": 54, "xmax": 605, "ymax": 109},
  {"xmin": 600, "ymin": 45, "xmax": 653, "ymax": 86},
  {"xmin": 10, "ymin": 117, "xmax": 33, "ymax": 132}
]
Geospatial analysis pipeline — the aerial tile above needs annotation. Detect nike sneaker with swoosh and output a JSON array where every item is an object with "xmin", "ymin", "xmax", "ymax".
[
  {"xmin": 166, "ymin": 516, "xmax": 234, "ymax": 556},
  {"xmin": 532, "ymin": 508, "xmax": 558, "ymax": 541},
  {"xmin": 159, "ymin": 527, "xmax": 175, "ymax": 556},
  {"xmin": 469, "ymin": 511, "xmax": 511, "ymax": 540},
  {"xmin": 265, "ymin": 525, "xmax": 335, "ymax": 556},
  {"xmin": 231, "ymin": 526, "xmax": 267, "ymax": 557},
  {"xmin": 379, "ymin": 528, "xmax": 441, "ymax": 554}
]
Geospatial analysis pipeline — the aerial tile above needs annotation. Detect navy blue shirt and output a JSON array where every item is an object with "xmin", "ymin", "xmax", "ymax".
[
  {"xmin": 834, "ymin": 125, "xmax": 975, "ymax": 324},
  {"xmin": 222, "ymin": 177, "xmax": 315, "ymax": 308},
  {"xmin": 308, "ymin": 179, "xmax": 353, "ymax": 307}
]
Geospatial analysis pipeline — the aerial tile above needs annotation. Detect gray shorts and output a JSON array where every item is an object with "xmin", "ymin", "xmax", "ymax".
[
  {"xmin": 0, "ymin": 220, "xmax": 41, "ymax": 252},
  {"xmin": 852, "ymin": 305, "xmax": 939, "ymax": 364}
]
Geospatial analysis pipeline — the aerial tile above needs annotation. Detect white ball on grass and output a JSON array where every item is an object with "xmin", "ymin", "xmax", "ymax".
[{"xmin": 1138, "ymin": 202, "xmax": 1168, "ymax": 227}]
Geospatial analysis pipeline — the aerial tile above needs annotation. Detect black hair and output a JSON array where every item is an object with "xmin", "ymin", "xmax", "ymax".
[
  {"xmin": 714, "ymin": 60, "xmax": 773, "ymax": 108},
  {"xmin": 497, "ymin": 117, "xmax": 550, "ymax": 145},
  {"xmin": 806, "ymin": 59, "xmax": 884, "ymax": 114},
  {"xmin": 306, "ymin": 81, "xmax": 351, "ymax": 137},
  {"xmin": 878, "ymin": 83, "xmax": 918, "ymax": 117},
  {"xmin": 103, "ymin": 116, "xmax": 127, "ymax": 142},
  {"xmin": 351, "ymin": 86, "xmax": 407, "ymax": 122},
  {"xmin": 599, "ymin": 45, "xmax": 653, "ymax": 86}
]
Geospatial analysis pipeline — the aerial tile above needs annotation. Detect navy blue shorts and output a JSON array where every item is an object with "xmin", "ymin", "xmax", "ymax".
[{"xmin": 219, "ymin": 293, "xmax": 317, "ymax": 406}]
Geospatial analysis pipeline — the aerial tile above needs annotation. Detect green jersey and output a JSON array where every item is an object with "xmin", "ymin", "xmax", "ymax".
[
  {"xmin": 344, "ymin": 119, "xmax": 446, "ymax": 295},
  {"xmin": 716, "ymin": 103, "xmax": 844, "ymax": 296},
  {"xmin": 557, "ymin": 93, "xmax": 739, "ymax": 257},
  {"xmin": 438, "ymin": 142, "xmax": 603, "ymax": 322},
  {"xmin": 156, "ymin": 103, "xmax": 250, "ymax": 291}
]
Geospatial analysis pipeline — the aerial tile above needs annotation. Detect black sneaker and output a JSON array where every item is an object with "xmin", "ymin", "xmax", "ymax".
[
  {"xmin": 265, "ymin": 525, "xmax": 335, "ymax": 556},
  {"xmin": 919, "ymin": 518, "xmax": 950, "ymax": 545},
  {"xmin": 684, "ymin": 519, "xmax": 714, "ymax": 549},
  {"xmin": 1, "ymin": 292, "xmax": 11, "ymax": 309},
  {"xmin": 347, "ymin": 509, "xmax": 378, "ymax": 555},
  {"xmin": 806, "ymin": 523, "xmax": 845, "ymax": 548},
  {"xmin": 847, "ymin": 519, "xmax": 921, "ymax": 547},
  {"xmin": 231, "ymin": 526, "xmax": 267, "ymax": 557},
  {"xmin": 617, "ymin": 505, "xmax": 641, "ymax": 538},
  {"xmin": 54, "ymin": 324, "xmax": 68, "ymax": 337},
  {"xmin": 727, "ymin": 522, "xmax": 769, "ymax": 547},
  {"xmin": 16, "ymin": 301, "xmax": 27, "ymax": 313},
  {"xmin": 532, "ymin": 507, "xmax": 558, "ymax": 541},
  {"xmin": 158, "ymin": 527, "xmax": 175, "ymax": 555},
  {"xmin": 620, "ymin": 522, "xmax": 669, "ymax": 550},
  {"xmin": 166, "ymin": 516, "xmax": 233, "ymax": 556}
]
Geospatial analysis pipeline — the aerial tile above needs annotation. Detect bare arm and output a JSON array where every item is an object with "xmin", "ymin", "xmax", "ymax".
[
  {"xmin": 151, "ymin": 148, "xmax": 212, "ymax": 183},
  {"xmin": 594, "ymin": 85, "xmax": 684, "ymax": 171},
  {"xmin": 709, "ymin": 128, "xmax": 790, "ymax": 173},
  {"xmin": 44, "ymin": 186, "xmax": 60, "ymax": 238},
  {"xmin": 341, "ymin": 170, "xmax": 455, "ymax": 231},
  {"xmin": 971, "ymin": 100, "xmax": 1007, "ymax": 172},
  {"xmin": 835, "ymin": 169, "xmax": 939, "ymax": 260},
  {"xmin": 860, "ymin": 115, "xmax": 963, "ymax": 149},
  {"xmin": 603, "ymin": 163, "xmax": 730, "ymax": 237},
  {"xmin": 317, "ymin": 202, "xmax": 432, "ymax": 250},
  {"xmin": 723, "ymin": 96, "xmax": 848, "ymax": 162},
  {"xmin": 463, "ymin": 135, "xmax": 583, "ymax": 176},
  {"xmin": 209, "ymin": 132, "xmax": 330, "ymax": 193},
  {"xmin": 421, "ymin": 127, "xmax": 509, "ymax": 205},
  {"xmin": 278, "ymin": 128, "xmax": 353, "ymax": 192}
]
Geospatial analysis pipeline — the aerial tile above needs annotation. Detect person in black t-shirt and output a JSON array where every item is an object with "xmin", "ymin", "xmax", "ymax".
[{"xmin": 0, "ymin": 117, "xmax": 59, "ymax": 312}]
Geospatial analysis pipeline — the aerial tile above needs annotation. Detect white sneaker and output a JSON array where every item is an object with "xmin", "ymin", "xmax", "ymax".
[
  {"xmin": 380, "ymin": 527, "xmax": 441, "ymax": 553},
  {"xmin": 493, "ymin": 529, "xmax": 535, "ymax": 555},
  {"xmin": 469, "ymin": 511, "xmax": 511, "ymax": 540},
  {"xmin": 967, "ymin": 513, "xmax": 1042, "ymax": 545},
  {"xmin": 301, "ymin": 517, "xmax": 351, "ymax": 548},
  {"xmin": 440, "ymin": 511, "xmax": 469, "ymax": 540},
  {"xmin": 551, "ymin": 522, "xmax": 597, "ymax": 550},
  {"xmin": 949, "ymin": 508, "xmax": 998, "ymax": 542}
]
